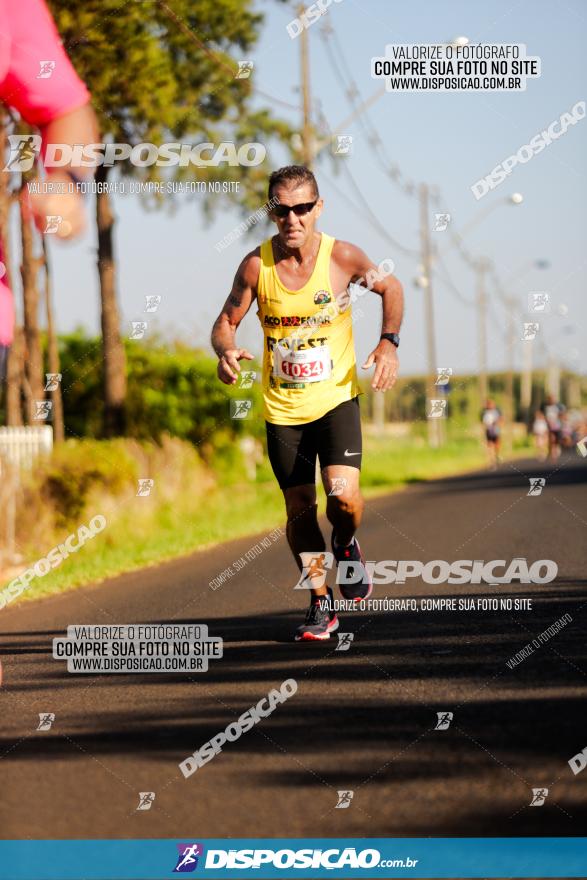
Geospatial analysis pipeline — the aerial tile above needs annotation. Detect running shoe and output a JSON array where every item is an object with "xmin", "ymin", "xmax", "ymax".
[
  {"xmin": 295, "ymin": 588, "xmax": 339, "ymax": 641},
  {"xmin": 331, "ymin": 530, "xmax": 373, "ymax": 601}
]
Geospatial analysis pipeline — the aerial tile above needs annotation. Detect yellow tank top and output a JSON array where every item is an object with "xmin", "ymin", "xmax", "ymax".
[{"xmin": 256, "ymin": 232, "xmax": 360, "ymax": 425}]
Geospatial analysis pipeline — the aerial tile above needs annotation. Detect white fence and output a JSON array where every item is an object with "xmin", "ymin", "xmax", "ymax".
[
  {"xmin": 0, "ymin": 426, "xmax": 54, "ymax": 566},
  {"xmin": 0, "ymin": 426, "xmax": 53, "ymax": 470}
]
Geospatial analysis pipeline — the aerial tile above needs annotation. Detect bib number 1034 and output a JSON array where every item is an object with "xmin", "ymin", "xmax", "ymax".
[
  {"xmin": 282, "ymin": 359, "xmax": 324, "ymax": 379},
  {"xmin": 273, "ymin": 343, "xmax": 332, "ymax": 383}
]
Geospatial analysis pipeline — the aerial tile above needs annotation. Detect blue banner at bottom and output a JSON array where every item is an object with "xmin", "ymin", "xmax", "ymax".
[{"xmin": 0, "ymin": 838, "xmax": 585, "ymax": 879}]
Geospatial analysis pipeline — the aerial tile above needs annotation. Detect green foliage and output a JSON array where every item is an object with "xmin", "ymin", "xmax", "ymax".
[
  {"xmin": 38, "ymin": 439, "xmax": 138, "ymax": 526},
  {"xmin": 57, "ymin": 329, "xmax": 103, "ymax": 438},
  {"xmin": 46, "ymin": 0, "xmax": 294, "ymax": 209},
  {"xmin": 125, "ymin": 339, "xmax": 264, "ymax": 445},
  {"xmin": 360, "ymin": 435, "xmax": 491, "ymax": 491},
  {"xmin": 52, "ymin": 332, "xmax": 587, "ymax": 447},
  {"xmin": 57, "ymin": 332, "xmax": 264, "ymax": 446},
  {"xmin": 9, "ymin": 431, "xmax": 527, "ymax": 603},
  {"xmin": 361, "ymin": 370, "xmax": 585, "ymax": 427},
  {"xmin": 11, "ymin": 435, "xmax": 218, "ymax": 576}
]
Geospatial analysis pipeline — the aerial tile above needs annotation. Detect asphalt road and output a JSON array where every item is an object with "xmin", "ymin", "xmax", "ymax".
[{"xmin": 1, "ymin": 453, "xmax": 586, "ymax": 841}]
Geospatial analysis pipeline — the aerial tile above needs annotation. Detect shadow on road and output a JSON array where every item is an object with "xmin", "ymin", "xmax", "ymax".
[
  {"xmin": 414, "ymin": 455, "xmax": 587, "ymax": 496},
  {"xmin": 2, "ymin": 586, "xmax": 586, "ymax": 833},
  {"xmin": 1, "ymin": 454, "xmax": 585, "ymax": 837}
]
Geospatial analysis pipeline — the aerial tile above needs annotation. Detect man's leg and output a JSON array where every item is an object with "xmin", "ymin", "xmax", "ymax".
[
  {"xmin": 494, "ymin": 437, "xmax": 501, "ymax": 464},
  {"xmin": 316, "ymin": 396, "xmax": 371, "ymax": 601},
  {"xmin": 484, "ymin": 435, "xmax": 493, "ymax": 467},
  {"xmin": 284, "ymin": 483, "xmax": 340, "ymax": 640},
  {"xmin": 283, "ymin": 483, "xmax": 328, "ymax": 598},
  {"xmin": 316, "ymin": 396, "xmax": 364, "ymax": 546},
  {"xmin": 322, "ymin": 465, "xmax": 364, "ymax": 547},
  {"xmin": 487, "ymin": 438, "xmax": 497, "ymax": 468},
  {"xmin": 266, "ymin": 418, "xmax": 330, "ymax": 599},
  {"xmin": 321, "ymin": 463, "xmax": 371, "ymax": 601}
]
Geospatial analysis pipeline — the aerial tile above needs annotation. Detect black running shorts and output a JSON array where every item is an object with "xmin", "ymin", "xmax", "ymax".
[{"xmin": 265, "ymin": 396, "xmax": 362, "ymax": 490}]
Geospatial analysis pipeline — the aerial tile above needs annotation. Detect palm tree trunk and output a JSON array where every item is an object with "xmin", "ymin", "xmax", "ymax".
[
  {"xmin": 42, "ymin": 238, "xmax": 64, "ymax": 442},
  {"xmin": 5, "ymin": 326, "xmax": 24, "ymax": 426},
  {"xmin": 96, "ymin": 163, "xmax": 126, "ymax": 436},
  {"xmin": 0, "ymin": 112, "xmax": 14, "ymax": 291},
  {"xmin": 19, "ymin": 182, "xmax": 44, "ymax": 421},
  {"xmin": 0, "ymin": 112, "xmax": 19, "ymax": 424}
]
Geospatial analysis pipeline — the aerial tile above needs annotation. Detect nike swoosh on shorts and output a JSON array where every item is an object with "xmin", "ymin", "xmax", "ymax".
[{"xmin": 344, "ymin": 450, "xmax": 361, "ymax": 456}]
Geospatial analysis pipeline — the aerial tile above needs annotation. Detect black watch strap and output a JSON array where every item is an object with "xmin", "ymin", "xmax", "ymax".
[{"xmin": 380, "ymin": 332, "xmax": 400, "ymax": 348}]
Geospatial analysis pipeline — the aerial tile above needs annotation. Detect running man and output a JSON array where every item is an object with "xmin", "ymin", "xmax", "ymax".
[
  {"xmin": 542, "ymin": 394, "xmax": 565, "ymax": 461},
  {"xmin": 532, "ymin": 409, "xmax": 549, "ymax": 461},
  {"xmin": 480, "ymin": 398, "xmax": 503, "ymax": 468},
  {"xmin": 211, "ymin": 165, "xmax": 403, "ymax": 641}
]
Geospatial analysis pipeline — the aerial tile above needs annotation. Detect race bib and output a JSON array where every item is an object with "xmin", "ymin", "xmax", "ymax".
[{"xmin": 273, "ymin": 343, "xmax": 332, "ymax": 383}]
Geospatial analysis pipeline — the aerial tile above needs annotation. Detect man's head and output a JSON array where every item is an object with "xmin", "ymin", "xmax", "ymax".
[{"xmin": 268, "ymin": 165, "xmax": 323, "ymax": 249}]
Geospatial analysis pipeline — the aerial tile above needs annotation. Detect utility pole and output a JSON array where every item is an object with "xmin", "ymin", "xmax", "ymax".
[
  {"xmin": 504, "ymin": 295, "xmax": 516, "ymax": 452},
  {"xmin": 521, "ymin": 335, "xmax": 533, "ymax": 425},
  {"xmin": 476, "ymin": 258, "xmax": 489, "ymax": 406},
  {"xmin": 546, "ymin": 353, "xmax": 561, "ymax": 401},
  {"xmin": 567, "ymin": 375, "xmax": 580, "ymax": 408},
  {"xmin": 42, "ymin": 239, "xmax": 64, "ymax": 443},
  {"xmin": 299, "ymin": 5, "xmax": 313, "ymax": 166},
  {"xmin": 418, "ymin": 183, "xmax": 441, "ymax": 447}
]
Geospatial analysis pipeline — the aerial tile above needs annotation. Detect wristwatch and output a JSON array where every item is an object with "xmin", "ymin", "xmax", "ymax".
[{"xmin": 380, "ymin": 332, "xmax": 400, "ymax": 348}]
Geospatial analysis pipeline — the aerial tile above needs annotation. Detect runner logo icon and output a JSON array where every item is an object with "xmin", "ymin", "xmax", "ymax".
[
  {"xmin": 37, "ymin": 713, "xmax": 55, "ymax": 731},
  {"xmin": 335, "ymin": 790, "xmax": 354, "ymax": 808},
  {"xmin": 528, "ymin": 477, "xmax": 546, "ymax": 496},
  {"xmin": 530, "ymin": 787, "xmax": 549, "ymax": 806},
  {"xmin": 435, "ymin": 711, "xmax": 453, "ymax": 730},
  {"xmin": 173, "ymin": 843, "xmax": 204, "ymax": 872},
  {"xmin": 293, "ymin": 552, "xmax": 333, "ymax": 589}
]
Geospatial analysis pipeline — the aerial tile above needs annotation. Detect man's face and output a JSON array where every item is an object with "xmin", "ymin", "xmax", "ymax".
[{"xmin": 270, "ymin": 182, "xmax": 323, "ymax": 249}]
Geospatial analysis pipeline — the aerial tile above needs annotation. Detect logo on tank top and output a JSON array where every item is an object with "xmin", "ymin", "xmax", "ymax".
[
  {"xmin": 259, "ymin": 291, "xmax": 282, "ymax": 305},
  {"xmin": 313, "ymin": 290, "xmax": 331, "ymax": 305}
]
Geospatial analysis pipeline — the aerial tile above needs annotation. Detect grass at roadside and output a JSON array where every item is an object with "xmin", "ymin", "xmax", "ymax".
[
  {"xmin": 3, "ymin": 434, "xmax": 532, "ymax": 604},
  {"xmin": 360, "ymin": 433, "xmax": 507, "ymax": 492}
]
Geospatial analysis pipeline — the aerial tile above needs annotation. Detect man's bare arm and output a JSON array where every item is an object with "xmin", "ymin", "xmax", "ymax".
[
  {"xmin": 211, "ymin": 250, "xmax": 260, "ymax": 384},
  {"xmin": 333, "ymin": 240, "xmax": 404, "ymax": 391}
]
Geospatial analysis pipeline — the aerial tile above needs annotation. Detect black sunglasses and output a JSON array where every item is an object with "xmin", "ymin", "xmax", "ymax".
[{"xmin": 272, "ymin": 200, "xmax": 317, "ymax": 218}]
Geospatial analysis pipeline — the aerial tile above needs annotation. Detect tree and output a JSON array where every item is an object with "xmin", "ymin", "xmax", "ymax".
[
  {"xmin": 47, "ymin": 0, "xmax": 293, "ymax": 435},
  {"xmin": 0, "ymin": 111, "xmax": 22, "ymax": 426},
  {"xmin": 42, "ymin": 239, "xmax": 65, "ymax": 442},
  {"xmin": 19, "ymin": 176, "xmax": 45, "ymax": 418}
]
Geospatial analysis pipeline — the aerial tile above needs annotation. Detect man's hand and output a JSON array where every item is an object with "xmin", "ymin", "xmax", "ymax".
[
  {"xmin": 22, "ymin": 170, "xmax": 87, "ymax": 240},
  {"xmin": 362, "ymin": 340, "xmax": 399, "ymax": 391},
  {"xmin": 217, "ymin": 348, "xmax": 254, "ymax": 385}
]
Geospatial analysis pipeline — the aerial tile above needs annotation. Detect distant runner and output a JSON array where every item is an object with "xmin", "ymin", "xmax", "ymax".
[
  {"xmin": 480, "ymin": 398, "xmax": 503, "ymax": 469},
  {"xmin": 532, "ymin": 409, "xmax": 549, "ymax": 461},
  {"xmin": 542, "ymin": 394, "xmax": 565, "ymax": 461},
  {"xmin": 211, "ymin": 165, "xmax": 404, "ymax": 640}
]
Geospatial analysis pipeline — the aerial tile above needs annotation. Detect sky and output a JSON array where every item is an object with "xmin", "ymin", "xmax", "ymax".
[{"xmin": 22, "ymin": 0, "xmax": 587, "ymax": 378}]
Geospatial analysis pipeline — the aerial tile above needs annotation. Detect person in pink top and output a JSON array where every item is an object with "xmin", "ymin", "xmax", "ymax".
[{"xmin": 0, "ymin": 0, "xmax": 98, "ymax": 374}]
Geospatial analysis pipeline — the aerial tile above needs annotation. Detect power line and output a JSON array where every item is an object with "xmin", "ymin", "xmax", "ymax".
[
  {"xmin": 156, "ymin": 0, "xmax": 300, "ymax": 111},
  {"xmin": 319, "ymin": 23, "xmax": 419, "ymax": 200},
  {"xmin": 320, "ymin": 17, "xmax": 533, "ymax": 325},
  {"xmin": 319, "ymin": 167, "xmax": 418, "ymax": 257},
  {"xmin": 339, "ymin": 163, "xmax": 419, "ymax": 257},
  {"xmin": 434, "ymin": 252, "xmax": 476, "ymax": 308}
]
